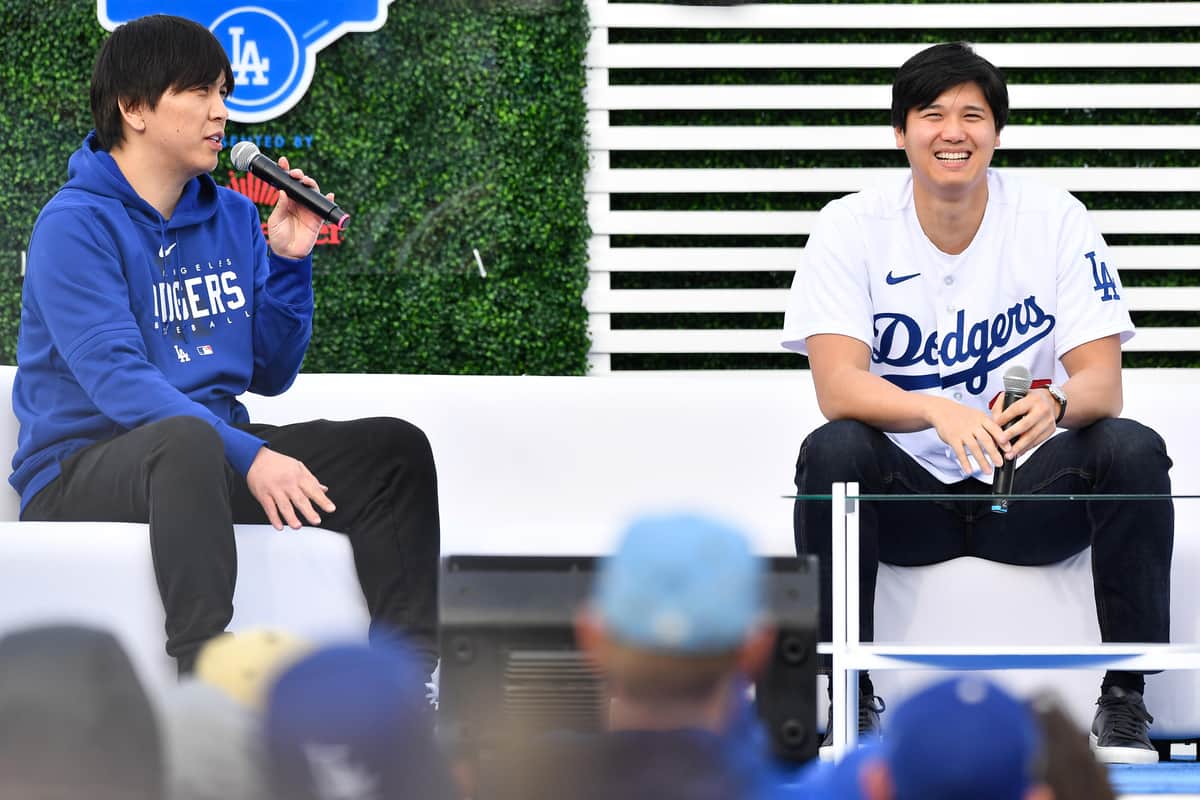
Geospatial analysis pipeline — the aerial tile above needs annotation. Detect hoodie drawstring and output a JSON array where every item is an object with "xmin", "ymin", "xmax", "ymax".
[{"xmin": 159, "ymin": 221, "xmax": 192, "ymax": 345}]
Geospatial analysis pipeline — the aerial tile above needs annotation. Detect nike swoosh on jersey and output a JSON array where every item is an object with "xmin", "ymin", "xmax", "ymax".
[
  {"xmin": 158, "ymin": 242, "xmax": 178, "ymax": 258},
  {"xmin": 885, "ymin": 270, "xmax": 921, "ymax": 285}
]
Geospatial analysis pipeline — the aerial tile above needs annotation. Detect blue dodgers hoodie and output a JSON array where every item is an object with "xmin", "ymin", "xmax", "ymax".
[{"xmin": 11, "ymin": 132, "xmax": 314, "ymax": 512}]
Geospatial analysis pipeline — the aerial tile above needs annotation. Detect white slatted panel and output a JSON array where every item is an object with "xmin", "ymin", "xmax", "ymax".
[
  {"xmin": 584, "ymin": 0, "xmax": 1200, "ymax": 371},
  {"xmin": 588, "ymin": 245, "xmax": 1200, "ymax": 272},
  {"xmin": 588, "ymin": 84, "xmax": 1200, "ymax": 111},
  {"xmin": 583, "ymin": 287, "xmax": 1200, "ymax": 314},
  {"xmin": 589, "ymin": 328, "xmax": 1200, "ymax": 355},
  {"xmin": 589, "ymin": 210, "xmax": 1200, "ymax": 236},
  {"xmin": 590, "ymin": 42, "xmax": 1200, "ymax": 70},
  {"xmin": 588, "ymin": 168, "xmax": 1200, "ymax": 194},
  {"xmin": 593, "ymin": 125, "xmax": 1200, "ymax": 151},
  {"xmin": 592, "ymin": 4, "xmax": 1200, "ymax": 29}
]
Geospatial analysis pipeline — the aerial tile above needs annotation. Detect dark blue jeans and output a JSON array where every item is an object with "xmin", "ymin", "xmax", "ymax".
[{"xmin": 794, "ymin": 418, "xmax": 1174, "ymax": 652}]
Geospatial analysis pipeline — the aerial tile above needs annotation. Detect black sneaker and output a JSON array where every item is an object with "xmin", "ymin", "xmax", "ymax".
[
  {"xmin": 819, "ymin": 691, "xmax": 885, "ymax": 760},
  {"xmin": 1090, "ymin": 686, "xmax": 1158, "ymax": 764}
]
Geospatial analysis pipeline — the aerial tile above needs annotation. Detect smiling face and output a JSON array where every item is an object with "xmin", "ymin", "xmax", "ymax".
[
  {"xmin": 125, "ymin": 75, "xmax": 229, "ymax": 182},
  {"xmin": 894, "ymin": 81, "xmax": 999, "ymax": 205}
]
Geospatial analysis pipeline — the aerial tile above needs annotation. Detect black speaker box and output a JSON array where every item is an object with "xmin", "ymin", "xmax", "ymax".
[{"xmin": 438, "ymin": 554, "xmax": 818, "ymax": 765}]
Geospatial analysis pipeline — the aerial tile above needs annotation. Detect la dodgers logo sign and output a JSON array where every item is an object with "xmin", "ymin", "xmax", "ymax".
[{"xmin": 98, "ymin": 1, "xmax": 392, "ymax": 123}]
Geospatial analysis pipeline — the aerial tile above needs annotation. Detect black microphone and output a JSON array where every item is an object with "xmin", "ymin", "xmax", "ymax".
[
  {"xmin": 229, "ymin": 142, "xmax": 349, "ymax": 231},
  {"xmin": 991, "ymin": 364, "xmax": 1032, "ymax": 514}
]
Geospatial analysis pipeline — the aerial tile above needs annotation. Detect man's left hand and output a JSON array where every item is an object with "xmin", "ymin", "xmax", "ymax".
[{"xmin": 265, "ymin": 156, "xmax": 333, "ymax": 260}]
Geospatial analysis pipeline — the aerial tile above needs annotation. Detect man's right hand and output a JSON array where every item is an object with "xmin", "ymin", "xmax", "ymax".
[
  {"xmin": 926, "ymin": 396, "xmax": 1012, "ymax": 477},
  {"xmin": 246, "ymin": 447, "xmax": 335, "ymax": 530}
]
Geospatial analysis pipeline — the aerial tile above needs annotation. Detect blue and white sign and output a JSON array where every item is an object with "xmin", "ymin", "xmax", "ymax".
[{"xmin": 98, "ymin": 1, "xmax": 392, "ymax": 123}]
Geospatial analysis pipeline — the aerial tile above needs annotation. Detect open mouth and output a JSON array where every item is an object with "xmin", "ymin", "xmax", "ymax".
[{"xmin": 935, "ymin": 152, "xmax": 971, "ymax": 162}]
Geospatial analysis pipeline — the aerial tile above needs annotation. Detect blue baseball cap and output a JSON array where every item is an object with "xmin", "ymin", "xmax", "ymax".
[
  {"xmin": 885, "ymin": 677, "xmax": 1043, "ymax": 800},
  {"xmin": 594, "ymin": 513, "xmax": 766, "ymax": 653},
  {"xmin": 263, "ymin": 641, "xmax": 456, "ymax": 800}
]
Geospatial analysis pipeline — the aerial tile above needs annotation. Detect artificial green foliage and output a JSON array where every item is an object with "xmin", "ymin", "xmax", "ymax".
[{"xmin": 0, "ymin": 0, "xmax": 591, "ymax": 375}]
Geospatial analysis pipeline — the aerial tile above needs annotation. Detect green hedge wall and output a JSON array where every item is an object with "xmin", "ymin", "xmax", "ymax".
[{"xmin": 0, "ymin": 0, "xmax": 591, "ymax": 375}]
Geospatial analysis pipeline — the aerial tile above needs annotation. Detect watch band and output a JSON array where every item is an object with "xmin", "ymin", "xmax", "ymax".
[
  {"xmin": 1030, "ymin": 379, "xmax": 1067, "ymax": 424},
  {"xmin": 1050, "ymin": 385, "xmax": 1067, "ymax": 424}
]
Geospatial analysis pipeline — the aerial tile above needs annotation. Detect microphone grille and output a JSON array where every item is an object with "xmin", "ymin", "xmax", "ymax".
[
  {"xmin": 1002, "ymin": 364, "xmax": 1033, "ymax": 393},
  {"xmin": 230, "ymin": 141, "xmax": 259, "ymax": 172}
]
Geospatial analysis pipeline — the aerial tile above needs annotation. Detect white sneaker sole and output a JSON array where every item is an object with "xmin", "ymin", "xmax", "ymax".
[{"xmin": 1089, "ymin": 732, "xmax": 1160, "ymax": 764}]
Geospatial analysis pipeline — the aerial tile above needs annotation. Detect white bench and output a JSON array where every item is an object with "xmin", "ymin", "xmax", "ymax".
[{"xmin": 0, "ymin": 365, "xmax": 1197, "ymax": 740}]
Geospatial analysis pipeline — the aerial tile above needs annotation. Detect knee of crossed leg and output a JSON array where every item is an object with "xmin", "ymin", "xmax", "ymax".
[
  {"xmin": 370, "ymin": 418, "xmax": 437, "ymax": 481},
  {"xmin": 1088, "ymin": 418, "xmax": 1172, "ymax": 493},
  {"xmin": 797, "ymin": 419, "xmax": 883, "ymax": 488},
  {"xmin": 144, "ymin": 415, "xmax": 228, "ymax": 480}
]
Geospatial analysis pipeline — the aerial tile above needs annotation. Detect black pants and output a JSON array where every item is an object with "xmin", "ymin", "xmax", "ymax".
[
  {"xmin": 23, "ymin": 415, "xmax": 440, "ymax": 676},
  {"xmin": 794, "ymin": 418, "xmax": 1174, "ymax": 661}
]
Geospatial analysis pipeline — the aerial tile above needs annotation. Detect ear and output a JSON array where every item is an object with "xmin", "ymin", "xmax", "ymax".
[
  {"xmin": 1024, "ymin": 783, "xmax": 1055, "ymax": 800},
  {"xmin": 573, "ymin": 608, "xmax": 606, "ymax": 665},
  {"xmin": 860, "ymin": 760, "xmax": 895, "ymax": 800},
  {"xmin": 894, "ymin": 127, "xmax": 906, "ymax": 149},
  {"xmin": 736, "ymin": 625, "xmax": 777, "ymax": 680},
  {"xmin": 118, "ymin": 98, "xmax": 146, "ymax": 133}
]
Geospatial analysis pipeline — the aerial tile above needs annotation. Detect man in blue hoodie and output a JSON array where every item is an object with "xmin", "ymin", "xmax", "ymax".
[{"xmin": 11, "ymin": 14, "xmax": 440, "ymax": 678}]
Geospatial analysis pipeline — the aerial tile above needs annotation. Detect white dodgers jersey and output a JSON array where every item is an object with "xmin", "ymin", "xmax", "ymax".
[{"xmin": 781, "ymin": 170, "xmax": 1133, "ymax": 483}]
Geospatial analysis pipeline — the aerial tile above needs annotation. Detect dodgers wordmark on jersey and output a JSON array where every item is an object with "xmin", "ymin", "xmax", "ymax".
[{"xmin": 781, "ymin": 170, "xmax": 1134, "ymax": 484}]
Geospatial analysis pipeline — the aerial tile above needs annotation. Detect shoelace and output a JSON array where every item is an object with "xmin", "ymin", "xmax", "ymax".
[
  {"xmin": 1097, "ymin": 693, "xmax": 1154, "ymax": 742},
  {"xmin": 859, "ymin": 695, "xmax": 886, "ymax": 731}
]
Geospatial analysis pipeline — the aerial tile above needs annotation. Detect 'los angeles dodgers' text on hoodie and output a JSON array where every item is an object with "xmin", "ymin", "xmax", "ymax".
[{"xmin": 10, "ymin": 132, "xmax": 313, "ymax": 513}]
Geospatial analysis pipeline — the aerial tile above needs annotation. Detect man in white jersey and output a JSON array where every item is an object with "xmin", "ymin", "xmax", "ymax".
[{"xmin": 781, "ymin": 42, "xmax": 1173, "ymax": 764}]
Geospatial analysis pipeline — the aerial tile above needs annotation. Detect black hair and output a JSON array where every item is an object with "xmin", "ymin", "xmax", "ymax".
[
  {"xmin": 891, "ymin": 42, "xmax": 1008, "ymax": 133},
  {"xmin": 90, "ymin": 15, "xmax": 235, "ymax": 151}
]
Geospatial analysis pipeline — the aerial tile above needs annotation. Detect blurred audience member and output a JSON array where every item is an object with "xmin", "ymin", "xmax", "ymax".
[
  {"xmin": 1031, "ymin": 691, "xmax": 1117, "ymax": 800},
  {"xmin": 196, "ymin": 627, "xmax": 314, "ymax": 709},
  {"xmin": 791, "ymin": 743, "xmax": 882, "ymax": 800},
  {"xmin": 264, "ymin": 640, "xmax": 458, "ymax": 800},
  {"xmin": 0, "ymin": 624, "xmax": 163, "ymax": 800},
  {"xmin": 799, "ymin": 676, "xmax": 1051, "ymax": 800},
  {"xmin": 162, "ymin": 679, "xmax": 271, "ymax": 800},
  {"xmin": 494, "ymin": 512, "xmax": 789, "ymax": 800}
]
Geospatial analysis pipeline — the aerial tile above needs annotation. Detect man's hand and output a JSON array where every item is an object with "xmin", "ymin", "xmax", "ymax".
[
  {"xmin": 927, "ymin": 396, "xmax": 1011, "ymax": 476},
  {"xmin": 265, "ymin": 156, "xmax": 335, "ymax": 260},
  {"xmin": 246, "ymin": 447, "xmax": 335, "ymax": 530},
  {"xmin": 990, "ymin": 389, "xmax": 1060, "ymax": 460}
]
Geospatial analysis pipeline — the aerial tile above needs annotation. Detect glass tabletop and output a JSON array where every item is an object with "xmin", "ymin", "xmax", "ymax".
[{"xmin": 787, "ymin": 492, "xmax": 1198, "ymax": 501}]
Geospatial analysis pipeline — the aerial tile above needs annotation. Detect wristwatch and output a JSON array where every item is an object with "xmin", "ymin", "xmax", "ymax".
[{"xmin": 1045, "ymin": 384, "xmax": 1067, "ymax": 425}]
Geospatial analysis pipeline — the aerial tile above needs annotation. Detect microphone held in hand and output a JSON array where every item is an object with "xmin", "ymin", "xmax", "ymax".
[
  {"xmin": 229, "ymin": 142, "xmax": 350, "ymax": 230},
  {"xmin": 991, "ymin": 364, "xmax": 1032, "ymax": 514}
]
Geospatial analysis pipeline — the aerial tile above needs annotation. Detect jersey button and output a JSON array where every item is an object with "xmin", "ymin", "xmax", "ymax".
[
  {"xmin": 954, "ymin": 391, "xmax": 964, "ymax": 401},
  {"xmin": 943, "ymin": 276, "xmax": 954, "ymax": 286}
]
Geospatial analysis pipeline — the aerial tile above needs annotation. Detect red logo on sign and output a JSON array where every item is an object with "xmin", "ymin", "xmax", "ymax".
[
  {"xmin": 224, "ymin": 171, "xmax": 343, "ymax": 247},
  {"xmin": 227, "ymin": 171, "xmax": 279, "ymax": 206}
]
